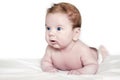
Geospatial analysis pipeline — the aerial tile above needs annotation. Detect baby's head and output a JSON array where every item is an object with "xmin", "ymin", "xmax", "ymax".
[
  {"xmin": 45, "ymin": 2, "xmax": 82, "ymax": 49},
  {"xmin": 46, "ymin": 2, "xmax": 82, "ymax": 29}
]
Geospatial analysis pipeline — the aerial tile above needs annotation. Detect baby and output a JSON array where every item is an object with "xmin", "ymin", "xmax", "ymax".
[{"xmin": 41, "ymin": 2, "xmax": 108, "ymax": 75}]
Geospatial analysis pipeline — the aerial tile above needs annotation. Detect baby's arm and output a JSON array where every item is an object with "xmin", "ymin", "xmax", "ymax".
[
  {"xmin": 68, "ymin": 63, "xmax": 98, "ymax": 75},
  {"xmin": 68, "ymin": 50, "xmax": 98, "ymax": 75},
  {"xmin": 41, "ymin": 46, "xmax": 58, "ymax": 72}
]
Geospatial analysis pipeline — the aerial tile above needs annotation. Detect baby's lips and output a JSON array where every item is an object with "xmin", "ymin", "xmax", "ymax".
[
  {"xmin": 50, "ymin": 40, "xmax": 56, "ymax": 42},
  {"xmin": 50, "ymin": 39, "xmax": 58, "ymax": 42},
  {"xmin": 50, "ymin": 40, "xmax": 58, "ymax": 44}
]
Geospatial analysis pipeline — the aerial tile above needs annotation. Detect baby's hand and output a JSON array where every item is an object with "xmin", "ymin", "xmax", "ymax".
[
  {"xmin": 68, "ymin": 70, "xmax": 81, "ymax": 75},
  {"xmin": 47, "ymin": 68, "xmax": 59, "ymax": 73}
]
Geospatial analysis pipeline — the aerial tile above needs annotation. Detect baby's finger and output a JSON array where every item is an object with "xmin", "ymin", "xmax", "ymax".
[
  {"xmin": 67, "ymin": 70, "xmax": 75, "ymax": 75},
  {"xmin": 48, "ymin": 69, "xmax": 58, "ymax": 73},
  {"xmin": 68, "ymin": 70, "xmax": 81, "ymax": 75}
]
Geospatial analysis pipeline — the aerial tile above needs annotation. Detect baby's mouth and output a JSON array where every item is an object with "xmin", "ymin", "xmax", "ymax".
[{"xmin": 50, "ymin": 40, "xmax": 57, "ymax": 44}]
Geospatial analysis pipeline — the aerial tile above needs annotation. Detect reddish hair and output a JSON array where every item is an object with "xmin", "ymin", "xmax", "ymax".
[{"xmin": 46, "ymin": 2, "xmax": 82, "ymax": 28}]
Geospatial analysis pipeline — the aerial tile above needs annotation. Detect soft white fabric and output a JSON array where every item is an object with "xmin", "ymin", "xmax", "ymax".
[{"xmin": 0, "ymin": 55, "xmax": 120, "ymax": 80}]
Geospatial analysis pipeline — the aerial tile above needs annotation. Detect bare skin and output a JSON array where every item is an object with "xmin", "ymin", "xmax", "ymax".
[{"xmin": 41, "ymin": 40, "xmax": 99, "ymax": 75}]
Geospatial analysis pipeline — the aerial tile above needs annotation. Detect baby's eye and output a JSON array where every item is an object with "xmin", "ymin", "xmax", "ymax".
[
  {"xmin": 46, "ymin": 27, "xmax": 50, "ymax": 30},
  {"xmin": 57, "ymin": 27, "xmax": 62, "ymax": 31}
]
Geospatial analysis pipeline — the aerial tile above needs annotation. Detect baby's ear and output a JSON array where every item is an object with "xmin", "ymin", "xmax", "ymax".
[{"xmin": 73, "ymin": 28, "xmax": 80, "ymax": 41}]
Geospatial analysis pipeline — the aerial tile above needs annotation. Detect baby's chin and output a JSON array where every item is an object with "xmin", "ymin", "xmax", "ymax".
[{"xmin": 49, "ymin": 44, "xmax": 61, "ymax": 49}]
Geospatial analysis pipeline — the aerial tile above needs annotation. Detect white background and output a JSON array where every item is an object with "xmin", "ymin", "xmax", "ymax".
[{"xmin": 0, "ymin": 0, "xmax": 120, "ymax": 59}]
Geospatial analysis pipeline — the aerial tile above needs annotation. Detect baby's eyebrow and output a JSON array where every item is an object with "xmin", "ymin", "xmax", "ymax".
[
  {"xmin": 56, "ymin": 24, "xmax": 62, "ymax": 26},
  {"xmin": 45, "ymin": 24, "xmax": 51, "ymax": 28},
  {"xmin": 45, "ymin": 24, "xmax": 48, "ymax": 27},
  {"xmin": 56, "ymin": 25, "xmax": 64, "ymax": 28}
]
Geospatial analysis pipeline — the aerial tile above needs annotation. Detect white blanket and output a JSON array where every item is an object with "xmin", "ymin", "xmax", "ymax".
[{"xmin": 0, "ymin": 55, "xmax": 120, "ymax": 80}]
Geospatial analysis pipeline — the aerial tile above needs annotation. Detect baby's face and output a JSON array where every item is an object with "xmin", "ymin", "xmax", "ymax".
[{"xmin": 45, "ymin": 13, "xmax": 75, "ymax": 49}]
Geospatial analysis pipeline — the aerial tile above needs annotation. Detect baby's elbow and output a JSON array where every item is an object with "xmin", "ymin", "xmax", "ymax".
[
  {"xmin": 41, "ymin": 62, "xmax": 46, "ymax": 71},
  {"xmin": 41, "ymin": 61, "xmax": 54, "ymax": 72},
  {"xmin": 41, "ymin": 60, "xmax": 48, "ymax": 71},
  {"xmin": 91, "ymin": 63, "xmax": 99, "ymax": 74},
  {"xmin": 85, "ymin": 63, "xmax": 99, "ymax": 74}
]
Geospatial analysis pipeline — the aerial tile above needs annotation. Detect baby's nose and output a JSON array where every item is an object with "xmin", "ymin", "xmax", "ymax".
[{"xmin": 49, "ymin": 30, "xmax": 56, "ymax": 36}]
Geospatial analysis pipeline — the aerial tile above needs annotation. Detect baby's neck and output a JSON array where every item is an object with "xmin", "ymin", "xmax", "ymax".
[{"xmin": 60, "ymin": 40, "xmax": 79, "ymax": 53}]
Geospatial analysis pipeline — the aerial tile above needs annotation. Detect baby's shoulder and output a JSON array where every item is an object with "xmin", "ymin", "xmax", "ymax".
[
  {"xmin": 74, "ymin": 41, "xmax": 92, "ymax": 55},
  {"xmin": 75, "ymin": 41, "xmax": 90, "ymax": 51}
]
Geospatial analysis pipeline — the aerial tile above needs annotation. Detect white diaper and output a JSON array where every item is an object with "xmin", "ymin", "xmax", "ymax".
[
  {"xmin": 98, "ymin": 50, "xmax": 103, "ymax": 64},
  {"xmin": 97, "ymin": 45, "xmax": 109, "ymax": 64}
]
